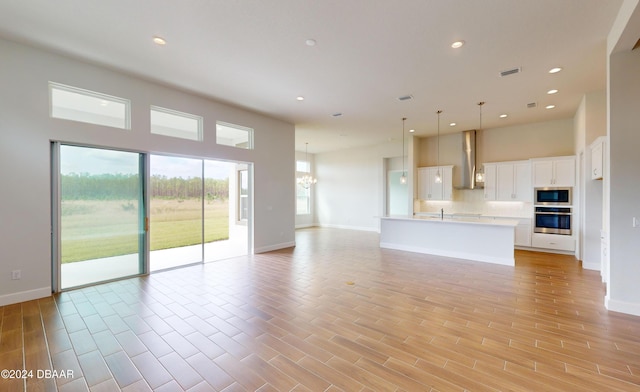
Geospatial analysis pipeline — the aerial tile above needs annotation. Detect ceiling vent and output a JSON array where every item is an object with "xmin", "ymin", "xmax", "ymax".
[
  {"xmin": 499, "ymin": 67, "xmax": 522, "ymax": 77},
  {"xmin": 397, "ymin": 95, "xmax": 413, "ymax": 101},
  {"xmin": 331, "ymin": 112, "xmax": 343, "ymax": 117},
  {"xmin": 527, "ymin": 102, "xmax": 537, "ymax": 109}
]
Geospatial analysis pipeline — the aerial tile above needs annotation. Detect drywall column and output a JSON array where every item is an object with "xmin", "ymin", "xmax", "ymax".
[{"xmin": 607, "ymin": 48, "xmax": 640, "ymax": 315}]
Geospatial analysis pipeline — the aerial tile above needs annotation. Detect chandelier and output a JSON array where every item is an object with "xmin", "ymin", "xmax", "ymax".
[{"xmin": 297, "ymin": 142, "xmax": 317, "ymax": 189}]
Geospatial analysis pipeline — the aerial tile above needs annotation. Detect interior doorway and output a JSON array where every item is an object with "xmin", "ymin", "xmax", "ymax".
[{"xmin": 387, "ymin": 170, "xmax": 409, "ymax": 216}]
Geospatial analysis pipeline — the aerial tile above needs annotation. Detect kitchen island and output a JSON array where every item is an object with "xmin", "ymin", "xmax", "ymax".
[{"xmin": 380, "ymin": 215, "xmax": 518, "ymax": 266}]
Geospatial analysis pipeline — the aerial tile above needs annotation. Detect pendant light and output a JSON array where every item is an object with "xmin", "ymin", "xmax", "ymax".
[
  {"xmin": 475, "ymin": 101, "xmax": 486, "ymax": 183},
  {"xmin": 435, "ymin": 110, "xmax": 443, "ymax": 183},
  {"xmin": 297, "ymin": 142, "xmax": 317, "ymax": 189},
  {"xmin": 400, "ymin": 117, "xmax": 407, "ymax": 184}
]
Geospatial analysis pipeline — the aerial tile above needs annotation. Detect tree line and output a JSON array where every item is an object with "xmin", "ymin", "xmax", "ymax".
[{"xmin": 61, "ymin": 173, "xmax": 229, "ymax": 200}]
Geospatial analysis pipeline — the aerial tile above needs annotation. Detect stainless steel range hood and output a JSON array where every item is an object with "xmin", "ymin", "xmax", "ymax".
[{"xmin": 459, "ymin": 130, "xmax": 481, "ymax": 189}]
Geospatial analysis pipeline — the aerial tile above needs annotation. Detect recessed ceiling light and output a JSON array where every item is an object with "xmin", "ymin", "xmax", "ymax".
[
  {"xmin": 305, "ymin": 39, "xmax": 317, "ymax": 47},
  {"xmin": 297, "ymin": 96, "xmax": 305, "ymax": 101},
  {"xmin": 409, "ymin": 129, "xmax": 415, "ymax": 133},
  {"xmin": 548, "ymin": 67, "xmax": 563, "ymax": 74},
  {"xmin": 152, "ymin": 36, "xmax": 166, "ymax": 45},
  {"xmin": 449, "ymin": 122, "xmax": 456, "ymax": 127},
  {"xmin": 547, "ymin": 89, "xmax": 559, "ymax": 95},
  {"xmin": 545, "ymin": 104, "xmax": 556, "ymax": 109},
  {"xmin": 451, "ymin": 40, "xmax": 465, "ymax": 49},
  {"xmin": 499, "ymin": 114, "xmax": 508, "ymax": 118}
]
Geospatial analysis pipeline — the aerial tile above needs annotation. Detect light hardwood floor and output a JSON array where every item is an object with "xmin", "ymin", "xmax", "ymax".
[{"xmin": 1, "ymin": 227, "xmax": 640, "ymax": 391}]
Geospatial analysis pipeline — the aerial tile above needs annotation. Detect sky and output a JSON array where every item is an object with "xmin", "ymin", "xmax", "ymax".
[{"xmin": 60, "ymin": 145, "xmax": 234, "ymax": 179}]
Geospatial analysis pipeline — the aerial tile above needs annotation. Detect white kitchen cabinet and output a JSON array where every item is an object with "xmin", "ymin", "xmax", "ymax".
[
  {"xmin": 484, "ymin": 161, "xmax": 531, "ymax": 202},
  {"xmin": 496, "ymin": 164, "xmax": 514, "ymax": 201},
  {"xmin": 515, "ymin": 219, "xmax": 531, "ymax": 247},
  {"xmin": 531, "ymin": 233, "xmax": 575, "ymax": 251},
  {"xmin": 491, "ymin": 217, "xmax": 531, "ymax": 247},
  {"xmin": 590, "ymin": 136, "xmax": 605, "ymax": 180},
  {"xmin": 531, "ymin": 156, "xmax": 575, "ymax": 187},
  {"xmin": 417, "ymin": 165, "xmax": 453, "ymax": 201},
  {"xmin": 514, "ymin": 163, "xmax": 533, "ymax": 201},
  {"xmin": 482, "ymin": 163, "xmax": 497, "ymax": 201},
  {"xmin": 418, "ymin": 167, "xmax": 432, "ymax": 200}
]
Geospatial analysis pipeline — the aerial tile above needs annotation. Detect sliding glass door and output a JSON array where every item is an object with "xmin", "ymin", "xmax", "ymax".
[
  {"xmin": 149, "ymin": 156, "xmax": 249, "ymax": 271},
  {"xmin": 149, "ymin": 155, "xmax": 203, "ymax": 271},
  {"xmin": 55, "ymin": 144, "xmax": 145, "ymax": 289},
  {"xmin": 53, "ymin": 145, "xmax": 252, "ymax": 289},
  {"xmin": 204, "ymin": 160, "xmax": 247, "ymax": 262}
]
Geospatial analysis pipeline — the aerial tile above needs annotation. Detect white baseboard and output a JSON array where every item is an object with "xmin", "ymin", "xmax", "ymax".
[
  {"xmin": 581, "ymin": 261, "xmax": 601, "ymax": 271},
  {"xmin": 318, "ymin": 223, "xmax": 379, "ymax": 232},
  {"xmin": 0, "ymin": 287, "xmax": 51, "ymax": 307},
  {"xmin": 518, "ymin": 246, "xmax": 576, "ymax": 256},
  {"xmin": 295, "ymin": 223, "xmax": 316, "ymax": 229},
  {"xmin": 605, "ymin": 297, "xmax": 640, "ymax": 316},
  {"xmin": 254, "ymin": 241, "xmax": 296, "ymax": 253}
]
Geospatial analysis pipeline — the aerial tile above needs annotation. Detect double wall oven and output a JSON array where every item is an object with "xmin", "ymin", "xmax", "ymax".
[{"xmin": 534, "ymin": 188, "xmax": 572, "ymax": 235}]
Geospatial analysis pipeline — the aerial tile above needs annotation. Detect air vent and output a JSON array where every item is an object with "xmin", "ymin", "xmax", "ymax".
[
  {"xmin": 527, "ymin": 102, "xmax": 537, "ymax": 108},
  {"xmin": 499, "ymin": 67, "xmax": 522, "ymax": 77},
  {"xmin": 397, "ymin": 95, "xmax": 413, "ymax": 101},
  {"xmin": 331, "ymin": 113, "xmax": 343, "ymax": 117}
]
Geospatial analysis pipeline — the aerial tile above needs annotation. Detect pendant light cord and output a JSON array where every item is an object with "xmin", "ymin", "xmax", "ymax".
[{"xmin": 436, "ymin": 110, "xmax": 442, "ymax": 167}]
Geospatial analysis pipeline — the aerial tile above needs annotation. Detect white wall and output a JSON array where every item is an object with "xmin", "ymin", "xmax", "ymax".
[
  {"xmin": 0, "ymin": 38, "xmax": 295, "ymax": 305},
  {"xmin": 479, "ymin": 119, "xmax": 575, "ymax": 163},
  {"xmin": 315, "ymin": 141, "xmax": 403, "ymax": 231},
  {"xmin": 418, "ymin": 118, "xmax": 574, "ymax": 168},
  {"xmin": 607, "ymin": 47, "xmax": 640, "ymax": 315},
  {"xmin": 602, "ymin": 0, "xmax": 640, "ymax": 315},
  {"xmin": 574, "ymin": 91, "xmax": 607, "ymax": 270}
]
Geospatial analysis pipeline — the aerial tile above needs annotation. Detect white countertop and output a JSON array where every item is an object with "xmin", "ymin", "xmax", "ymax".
[
  {"xmin": 382, "ymin": 215, "xmax": 519, "ymax": 227},
  {"xmin": 414, "ymin": 212, "xmax": 531, "ymax": 220}
]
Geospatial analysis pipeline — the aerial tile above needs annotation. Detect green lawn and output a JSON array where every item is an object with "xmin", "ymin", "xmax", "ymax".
[{"xmin": 61, "ymin": 199, "xmax": 230, "ymax": 263}]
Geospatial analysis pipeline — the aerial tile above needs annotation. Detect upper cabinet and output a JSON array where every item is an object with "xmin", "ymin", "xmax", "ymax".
[
  {"xmin": 590, "ymin": 136, "xmax": 605, "ymax": 180},
  {"xmin": 531, "ymin": 156, "xmax": 575, "ymax": 187},
  {"xmin": 483, "ymin": 163, "xmax": 497, "ymax": 201},
  {"xmin": 483, "ymin": 160, "xmax": 531, "ymax": 202},
  {"xmin": 417, "ymin": 165, "xmax": 453, "ymax": 201}
]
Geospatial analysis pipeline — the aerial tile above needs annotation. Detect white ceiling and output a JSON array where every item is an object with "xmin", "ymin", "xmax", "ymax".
[{"xmin": 0, "ymin": 0, "xmax": 624, "ymax": 153}]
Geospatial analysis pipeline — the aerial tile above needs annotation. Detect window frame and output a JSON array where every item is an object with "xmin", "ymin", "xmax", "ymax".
[
  {"xmin": 150, "ymin": 105, "xmax": 203, "ymax": 141},
  {"xmin": 49, "ymin": 82, "xmax": 131, "ymax": 129},
  {"xmin": 295, "ymin": 159, "xmax": 312, "ymax": 216},
  {"xmin": 216, "ymin": 121, "xmax": 254, "ymax": 149}
]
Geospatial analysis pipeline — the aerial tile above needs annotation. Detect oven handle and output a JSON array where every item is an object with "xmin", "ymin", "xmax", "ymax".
[{"xmin": 535, "ymin": 212, "xmax": 571, "ymax": 215}]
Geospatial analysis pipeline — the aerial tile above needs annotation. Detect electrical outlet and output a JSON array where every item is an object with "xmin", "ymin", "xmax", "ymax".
[{"xmin": 11, "ymin": 270, "xmax": 21, "ymax": 280}]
